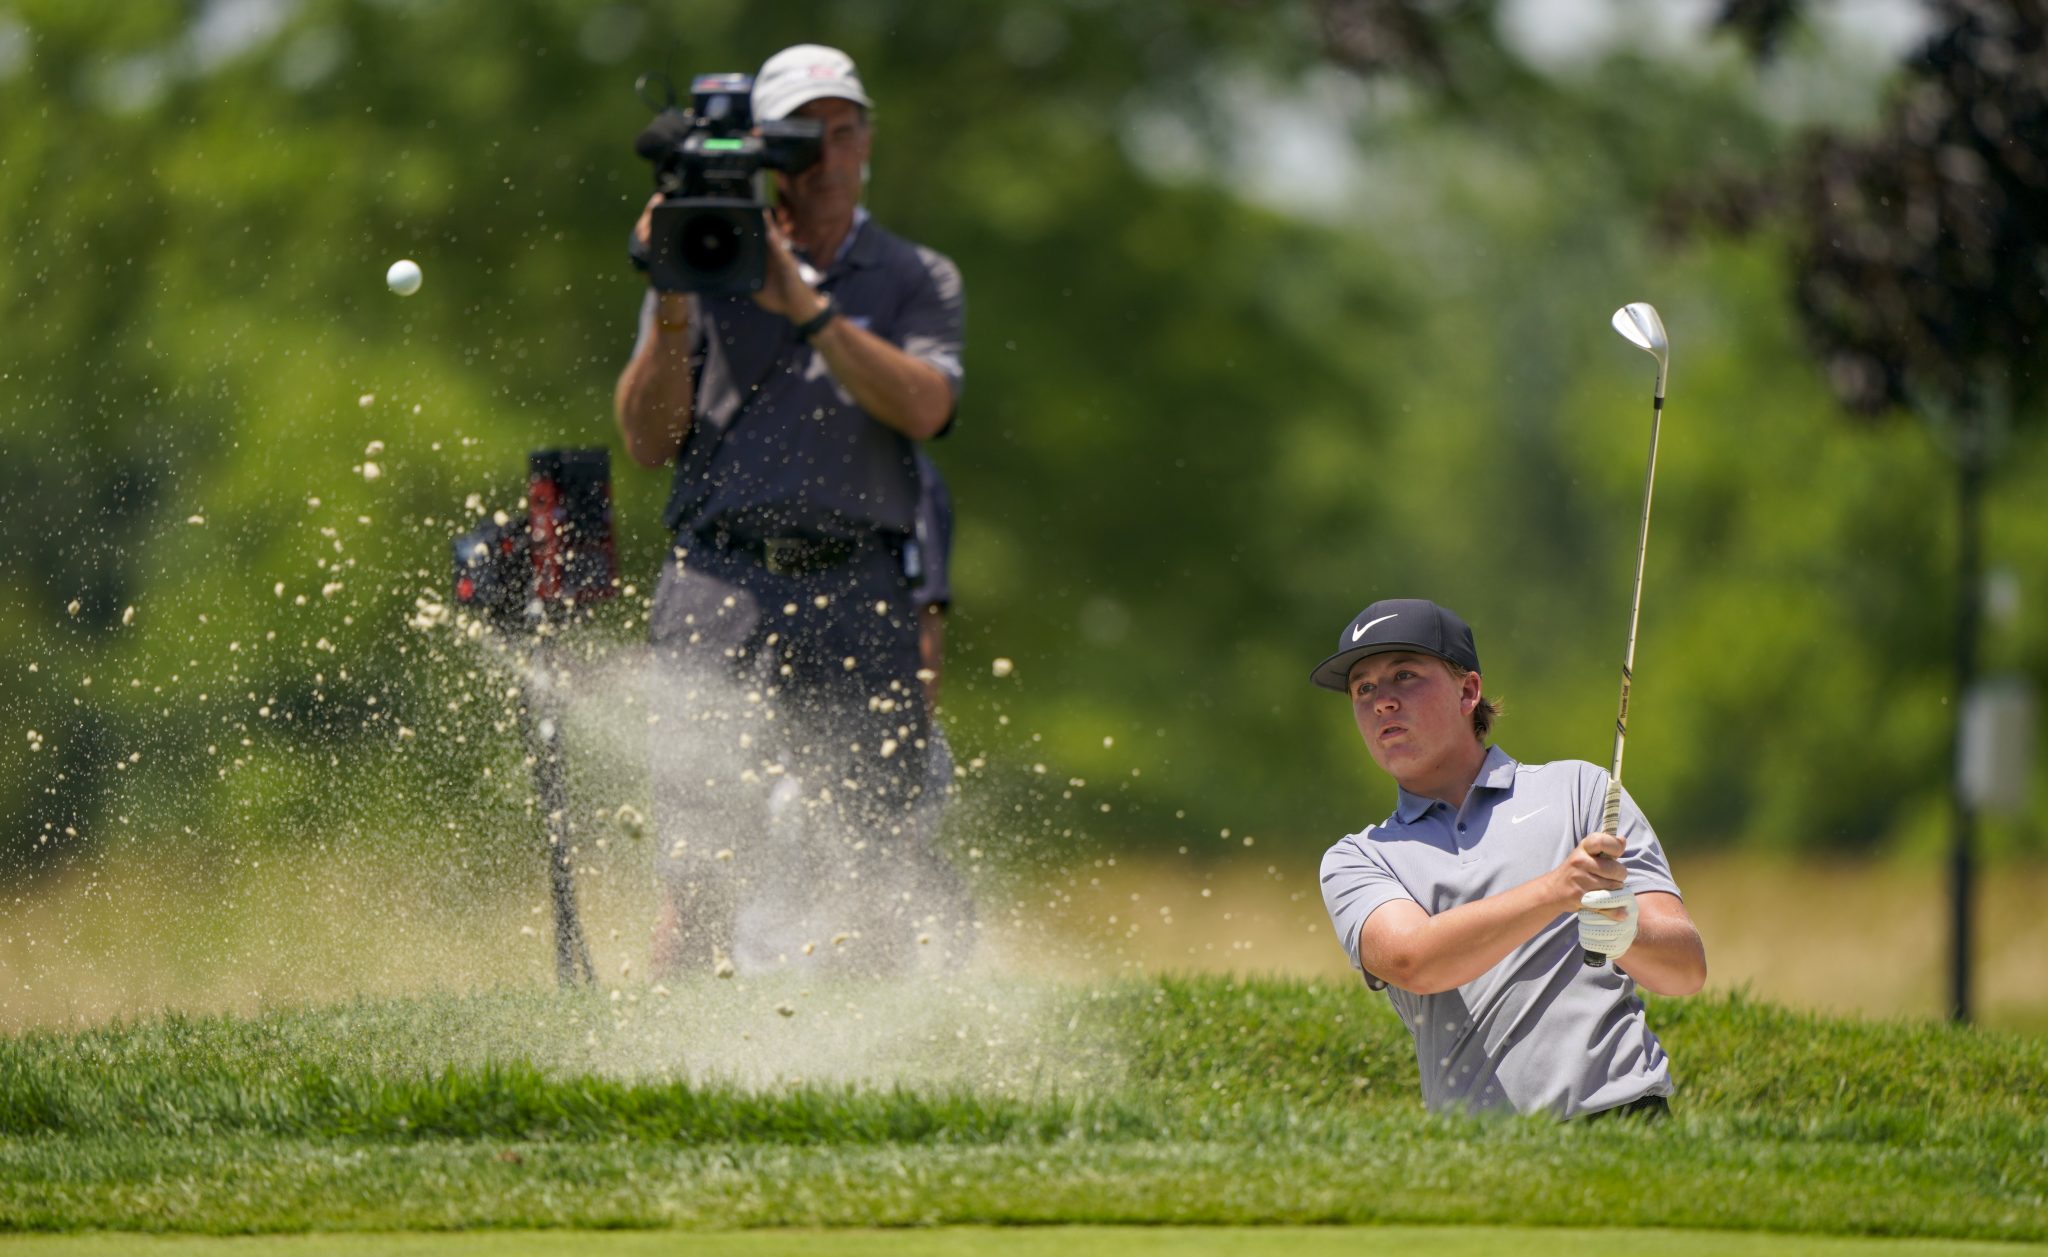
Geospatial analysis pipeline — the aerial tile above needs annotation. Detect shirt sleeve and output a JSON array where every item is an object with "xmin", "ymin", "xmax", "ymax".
[
  {"xmin": 1580, "ymin": 769, "xmax": 1682, "ymax": 899},
  {"xmin": 1320, "ymin": 830, "xmax": 1416, "ymax": 988},
  {"xmin": 1621, "ymin": 810, "xmax": 1681, "ymax": 899},
  {"xmin": 897, "ymin": 245, "xmax": 965, "ymax": 405}
]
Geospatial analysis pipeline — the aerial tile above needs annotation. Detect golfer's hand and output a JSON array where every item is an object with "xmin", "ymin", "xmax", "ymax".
[
  {"xmin": 753, "ymin": 209, "xmax": 827, "ymax": 325},
  {"xmin": 1578, "ymin": 888, "xmax": 1639, "ymax": 956},
  {"xmin": 1551, "ymin": 832, "xmax": 1626, "ymax": 910}
]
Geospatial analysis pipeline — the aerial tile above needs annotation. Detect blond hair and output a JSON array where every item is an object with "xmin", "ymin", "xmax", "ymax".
[{"xmin": 1443, "ymin": 661, "xmax": 1501, "ymax": 741}]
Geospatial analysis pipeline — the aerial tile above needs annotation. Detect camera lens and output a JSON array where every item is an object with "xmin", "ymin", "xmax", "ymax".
[{"xmin": 679, "ymin": 210, "xmax": 744, "ymax": 279}]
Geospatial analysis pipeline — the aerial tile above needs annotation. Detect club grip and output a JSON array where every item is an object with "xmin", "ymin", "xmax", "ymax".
[{"xmin": 1585, "ymin": 776, "xmax": 1626, "ymax": 970}]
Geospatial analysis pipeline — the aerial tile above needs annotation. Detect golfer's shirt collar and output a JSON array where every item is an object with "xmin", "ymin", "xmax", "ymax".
[{"xmin": 1391, "ymin": 745, "xmax": 1520, "ymax": 822}]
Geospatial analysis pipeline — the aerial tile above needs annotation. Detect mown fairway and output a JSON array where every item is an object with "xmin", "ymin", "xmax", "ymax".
[
  {"xmin": 3, "ymin": 1227, "xmax": 2045, "ymax": 1256},
  {"xmin": 2, "ymin": 977, "xmax": 2043, "ymax": 1242}
]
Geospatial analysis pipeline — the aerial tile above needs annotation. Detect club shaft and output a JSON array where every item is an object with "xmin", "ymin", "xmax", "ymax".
[
  {"xmin": 1604, "ymin": 392, "xmax": 1663, "ymax": 833},
  {"xmin": 1586, "ymin": 390, "xmax": 1662, "ymax": 970}
]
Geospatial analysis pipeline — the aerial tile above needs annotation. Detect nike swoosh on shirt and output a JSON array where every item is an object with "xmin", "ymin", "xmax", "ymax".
[
  {"xmin": 1510, "ymin": 808, "xmax": 1548, "ymax": 824},
  {"xmin": 1351, "ymin": 613, "xmax": 1398, "ymax": 642}
]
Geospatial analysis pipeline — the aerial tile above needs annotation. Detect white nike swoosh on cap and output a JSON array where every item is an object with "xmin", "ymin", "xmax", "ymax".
[{"xmin": 1351, "ymin": 613, "xmax": 1399, "ymax": 642}]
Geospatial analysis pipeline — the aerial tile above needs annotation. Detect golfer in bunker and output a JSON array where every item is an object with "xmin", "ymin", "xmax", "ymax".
[{"xmin": 1314, "ymin": 599, "xmax": 1706, "ymax": 1119}]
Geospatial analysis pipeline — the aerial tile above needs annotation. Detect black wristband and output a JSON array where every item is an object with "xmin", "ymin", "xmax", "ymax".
[{"xmin": 795, "ymin": 299, "xmax": 838, "ymax": 342}]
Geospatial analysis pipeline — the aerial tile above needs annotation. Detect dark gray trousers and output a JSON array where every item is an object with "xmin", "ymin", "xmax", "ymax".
[{"xmin": 646, "ymin": 535, "xmax": 954, "ymax": 973}]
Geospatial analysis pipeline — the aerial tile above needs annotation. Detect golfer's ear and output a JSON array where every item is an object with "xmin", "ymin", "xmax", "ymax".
[{"xmin": 1461, "ymin": 670, "xmax": 1483, "ymax": 713}]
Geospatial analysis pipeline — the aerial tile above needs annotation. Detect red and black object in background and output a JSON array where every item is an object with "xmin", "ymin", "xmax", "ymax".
[
  {"xmin": 447, "ymin": 449, "xmax": 617, "ymax": 989},
  {"xmin": 452, "ymin": 449, "xmax": 618, "ymax": 625}
]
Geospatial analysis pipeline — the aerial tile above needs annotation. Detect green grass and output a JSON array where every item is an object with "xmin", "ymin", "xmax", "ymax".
[
  {"xmin": 4, "ymin": 1228, "xmax": 2043, "ymax": 1255},
  {"xmin": 0, "ymin": 977, "xmax": 2043, "ymax": 1239}
]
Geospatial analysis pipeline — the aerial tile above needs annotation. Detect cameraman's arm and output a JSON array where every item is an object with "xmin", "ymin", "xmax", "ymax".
[
  {"xmin": 806, "ymin": 311, "xmax": 954, "ymax": 440},
  {"xmin": 757, "ymin": 220, "xmax": 962, "ymax": 442},
  {"xmin": 614, "ymin": 197, "xmax": 697, "ymax": 468}
]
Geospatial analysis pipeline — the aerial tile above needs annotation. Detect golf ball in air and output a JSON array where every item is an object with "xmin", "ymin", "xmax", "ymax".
[{"xmin": 385, "ymin": 258, "xmax": 423, "ymax": 296}]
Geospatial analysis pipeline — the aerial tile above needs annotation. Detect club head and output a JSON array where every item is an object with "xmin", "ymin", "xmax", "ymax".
[{"xmin": 1611, "ymin": 302, "xmax": 1669, "ymax": 400}]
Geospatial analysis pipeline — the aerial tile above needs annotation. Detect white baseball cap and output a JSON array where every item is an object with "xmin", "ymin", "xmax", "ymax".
[{"xmin": 752, "ymin": 44, "xmax": 873, "ymax": 122}]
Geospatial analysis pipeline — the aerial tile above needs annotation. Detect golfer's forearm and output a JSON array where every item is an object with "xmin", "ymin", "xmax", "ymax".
[
  {"xmin": 1618, "ymin": 922, "xmax": 1707, "ymax": 996},
  {"xmin": 615, "ymin": 333, "xmax": 693, "ymax": 467},
  {"xmin": 1392, "ymin": 879, "xmax": 1568, "ymax": 994},
  {"xmin": 809, "ymin": 319, "xmax": 952, "ymax": 440}
]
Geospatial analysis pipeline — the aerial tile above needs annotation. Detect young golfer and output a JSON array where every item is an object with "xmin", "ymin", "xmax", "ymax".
[{"xmin": 1314, "ymin": 599, "xmax": 1706, "ymax": 1119}]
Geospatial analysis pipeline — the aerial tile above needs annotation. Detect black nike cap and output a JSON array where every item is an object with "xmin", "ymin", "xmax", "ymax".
[{"xmin": 1309, "ymin": 598, "xmax": 1481, "ymax": 692}]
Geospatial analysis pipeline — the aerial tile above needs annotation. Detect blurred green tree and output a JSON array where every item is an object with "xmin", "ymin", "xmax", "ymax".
[
  {"xmin": 1689, "ymin": 0, "xmax": 2047, "ymax": 1018},
  {"xmin": 0, "ymin": 0, "xmax": 2040, "ymax": 895}
]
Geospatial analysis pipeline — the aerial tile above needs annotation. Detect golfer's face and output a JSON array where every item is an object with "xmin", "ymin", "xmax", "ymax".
[{"xmin": 1347, "ymin": 653, "xmax": 1475, "ymax": 779}]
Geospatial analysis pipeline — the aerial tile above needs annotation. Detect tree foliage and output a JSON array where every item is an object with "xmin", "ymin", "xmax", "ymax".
[
  {"xmin": 0, "ymin": 0, "xmax": 2043, "ymax": 886},
  {"xmin": 1708, "ymin": 0, "xmax": 2048, "ymax": 423}
]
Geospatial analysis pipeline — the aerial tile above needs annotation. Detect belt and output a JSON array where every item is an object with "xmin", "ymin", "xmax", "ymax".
[{"xmin": 699, "ymin": 529, "xmax": 858, "ymax": 576}]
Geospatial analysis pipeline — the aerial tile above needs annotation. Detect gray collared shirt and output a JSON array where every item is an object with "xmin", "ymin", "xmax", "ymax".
[
  {"xmin": 1320, "ymin": 745, "xmax": 1683, "ymax": 1118},
  {"xmin": 639, "ymin": 210, "xmax": 965, "ymax": 543}
]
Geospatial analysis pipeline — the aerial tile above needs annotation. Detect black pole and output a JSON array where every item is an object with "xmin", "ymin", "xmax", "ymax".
[
  {"xmin": 1948, "ymin": 435, "xmax": 1984, "ymax": 1025},
  {"xmin": 523, "ymin": 672, "xmax": 594, "ymax": 989},
  {"xmin": 451, "ymin": 449, "xmax": 615, "ymax": 992}
]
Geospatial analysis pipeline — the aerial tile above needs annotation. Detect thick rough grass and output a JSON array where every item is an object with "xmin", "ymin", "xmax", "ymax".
[{"xmin": 1, "ymin": 978, "xmax": 2042, "ymax": 1237}]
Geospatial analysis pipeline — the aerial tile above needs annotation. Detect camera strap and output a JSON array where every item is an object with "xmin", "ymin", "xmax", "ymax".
[{"xmin": 662, "ymin": 313, "xmax": 802, "ymax": 537}]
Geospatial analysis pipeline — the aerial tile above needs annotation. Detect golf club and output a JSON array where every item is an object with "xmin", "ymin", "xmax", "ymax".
[{"xmin": 1584, "ymin": 301, "xmax": 1669, "ymax": 968}]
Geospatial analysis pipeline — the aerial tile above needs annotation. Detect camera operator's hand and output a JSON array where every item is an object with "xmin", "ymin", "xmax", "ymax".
[
  {"xmin": 752, "ymin": 209, "xmax": 829, "ymax": 327},
  {"xmin": 633, "ymin": 193, "xmax": 693, "ymax": 330},
  {"xmin": 632, "ymin": 193, "xmax": 659, "ymax": 255},
  {"xmin": 616, "ymin": 192, "xmax": 696, "ymax": 469},
  {"xmin": 744, "ymin": 205, "xmax": 952, "ymax": 441}
]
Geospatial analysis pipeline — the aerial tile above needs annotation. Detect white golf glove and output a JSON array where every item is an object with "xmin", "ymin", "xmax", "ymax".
[{"xmin": 1578, "ymin": 888, "xmax": 1639, "ymax": 958}]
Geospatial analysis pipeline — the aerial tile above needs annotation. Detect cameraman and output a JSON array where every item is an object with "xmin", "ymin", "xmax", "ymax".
[{"xmin": 615, "ymin": 45, "xmax": 966, "ymax": 977}]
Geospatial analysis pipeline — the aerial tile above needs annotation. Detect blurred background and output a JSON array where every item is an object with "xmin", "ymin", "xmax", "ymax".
[{"xmin": 2, "ymin": 0, "xmax": 2043, "ymax": 1029}]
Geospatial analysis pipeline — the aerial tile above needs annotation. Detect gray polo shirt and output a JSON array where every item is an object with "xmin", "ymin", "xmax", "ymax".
[
  {"xmin": 643, "ymin": 211, "xmax": 965, "ymax": 543},
  {"xmin": 1320, "ymin": 745, "xmax": 1682, "ymax": 1118}
]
